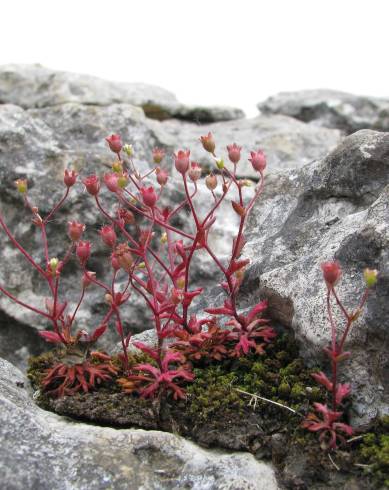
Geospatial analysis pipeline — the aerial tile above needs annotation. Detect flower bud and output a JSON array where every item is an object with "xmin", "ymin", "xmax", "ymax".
[
  {"xmin": 76, "ymin": 241, "xmax": 91, "ymax": 264},
  {"xmin": 82, "ymin": 270, "xmax": 96, "ymax": 289},
  {"xmin": 174, "ymin": 150, "xmax": 190, "ymax": 174},
  {"xmin": 231, "ymin": 201, "xmax": 246, "ymax": 217},
  {"xmin": 111, "ymin": 253, "xmax": 121, "ymax": 271},
  {"xmin": 171, "ymin": 288, "xmax": 182, "ymax": 305},
  {"xmin": 117, "ymin": 173, "xmax": 129, "ymax": 189},
  {"xmin": 227, "ymin": 143, "xmax": 242, "ymax": 164},
  {"xmin": 363, "ymin": 268, "xmax": 378, "ymax": 288},
  {"xmin": 100, "ymin": 225, "xmax": 117, "ymax": 248},
  {"xmin": 122, "ymin": 144, "xmax": 134, "ymax": 157},
  {"xmin": 205, "ymin": 173, "xmax": 217, "ymax": 191},
  {"xmin": 48, "ymin": 257, "xmax": 60, "ymax": 277},
  {"xmin": 249, "ymin": 149, "xmax": 266, "ymax": 172},
  {"xmin": 103, "ymin": 173, "xmax": 120, "ymax": 193},
  {"xmin": 140, "ymin": 186, "xmax": 158, "ymax": 208},
  {"xmin": 152, "ymin": 147, "xmax": 165, "ymax": 164},
  {"xmin": 176, "ymin": 276, "xmax": 186, "ymax": 289},
  {"xmin": 83, "ymin": 175, "xmax": 100, "ymax": 195},
  {"xmin": 112, "ymin": 161, "xmax": 123, "ymax": 173},
  {"xmin": 15, "ymin": 179, "xmax": 27, "ymax": 194},
  {"xmin": 200, "ymin": 132, "xmax": 215, "ymax": 154},
  {"xmin": 105, "ymin": 293, "xmax": 113, "ymax": 304},
  {"xmin": 64, "ymin": 169, "xmax": 78, "ymax": 187},
  {"xmin": 137, "ymin": 262, "xmax": 146, "ymax": 269},
  {"xmin": 188, "ymin": 162, "xmax": 202, "ymax": 182},
  {"xmin": 105, "ymin": 134, "xmax": 123, "ymax": 154},
  {"xmin": 321, "ymin": 261, "xmax": 342, "ymax": 287},
  {"xmin": 215, "ymin": 158, "xmax": 224, "ymax": 170},
  {"xmin": 67, "ymin": 221, "xmax": 85, "ymax": 242},
  {"xmin": 156, "ymin": 167, "xmax": 168, "ymax": 186}
]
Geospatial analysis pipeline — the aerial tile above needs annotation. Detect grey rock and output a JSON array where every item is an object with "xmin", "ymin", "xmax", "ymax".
[
  {"xmin": 242, "ymin": 129, "xmax": 389, "ymax": 423},
  {"xmin": 160, "ymin": 115, "xmax": 342, "ymax": 178},
  {"xmin": 0, "ymin": 102, "xmax": 165, "ymax": 366},
  {"xmin": 0, "ymin": 357, "xmax": 279, "ymax": 490},
  {"xmin": 0, "ymin": 64, "xmax": 244, "ymax": 123},
  {"xmin": 172, "ymin": 104, "xmax": 245, "ymax": 123},
  {"xmin": 0, "ymin": 63, "xmax": 179, "ymax": 110},
  {"xmin": 258, "ymin": 89, "xmax": 389, "ymax": 134}
]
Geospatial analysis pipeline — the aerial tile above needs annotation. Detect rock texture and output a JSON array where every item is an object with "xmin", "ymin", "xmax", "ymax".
[
  {"xmin": 0, "ymin": 358, "xmax": 279, "ymax": 490},
  {"xmin": 243, "ymin": 130, "xmax": 389, "ymax": 423},
  {"xmin": 0, "ymin": 64, "xmax": 244, "ymax": 123},
  {"xmin": 258, "ymin": 89, "xmax": 389, "ymax": 134},
  {"xmin": 0, "ymin": 65, "xmax": 343, "ymax": 367},
  {"xmin": 160, "ymin": 115, "xmax": 341, "ymax": 179}
]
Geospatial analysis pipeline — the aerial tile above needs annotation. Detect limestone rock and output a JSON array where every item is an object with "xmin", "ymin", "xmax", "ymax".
[
  {"xmin": 258, "ymin": 89, "xmax": 389, "ymax": 134},
  {"xmin": 0, "ymin": 64, "xmax": 244, "ymax": 123},
  {"xmin": 243, "ymin": 130, "xmax": 389, "ymax": 423},
  {"xmin": 160, "ymin": 115, "xmax": 341, "ymax": 179},
  {"xmin": 0, "ymin": 357, "xmax": 279, "ymax": 490}
]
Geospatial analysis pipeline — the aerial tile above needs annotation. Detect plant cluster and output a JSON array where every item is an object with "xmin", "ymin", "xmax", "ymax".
[
  {"xmin": 1, "ymin": 132, "xmax": 379, "ymax": 455},
  {"xmin": 1, "ymin": 132, "xmax": 274, "ymax": 401},
  {"xmin": 302, "ymin": 262, "xmax": 378, "ymax": 450}
]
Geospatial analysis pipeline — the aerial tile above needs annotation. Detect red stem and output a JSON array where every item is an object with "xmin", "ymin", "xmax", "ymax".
[
  {"xmin": 326, "ymin": 288, "xmax": 338, "ymax": 412},
  {"xmin": 0, "ymin": 211, "xmax": 47, "ymax": 278},
  {"xmin": 0, "ymin": 284, "xmax": 52, "ymax": 319},
  {"xmin": 44, "ymin": 188, "xmax": 70, "ymax": 224}
]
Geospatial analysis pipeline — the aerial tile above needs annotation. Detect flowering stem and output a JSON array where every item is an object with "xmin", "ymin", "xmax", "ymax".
[
  {"xmin": 0, "ymin": 284, "xmax": 52, "ymax": 319},
  {"xmin": 44, "ymin": 188, "xmax": 70, "ymax": 224},
  {"xmin": 69, "ymin": 287, "xmax": 86, "ymax": 328},
  {"xmin": 0, "ymin": 211, "xmax": 47, "ymax": 278},
  {"xmin": 327, "ymin": 288, "xmax": 338, "ymax": 412},
  {"xmin": 183, "ymin": 174, "xmax": 200, "ymax": 229},
  {"xmin": 113, "ymin": 306, "xmax": 129, "ymax": 374}
]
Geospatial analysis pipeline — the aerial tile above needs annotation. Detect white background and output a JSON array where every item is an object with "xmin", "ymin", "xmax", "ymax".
[{"xmin": 1, "ymin": 0, "xmax": 388, "ymax": 116}]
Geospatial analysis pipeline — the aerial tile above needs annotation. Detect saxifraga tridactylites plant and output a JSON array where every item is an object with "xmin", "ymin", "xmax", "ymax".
[
  {"xmin": 302, "ymin": 262, "xmax": 378, "ymax": 450},
  {"xmin": 0, "ymin": 132, "xmax": 275, "ymax": 400}
]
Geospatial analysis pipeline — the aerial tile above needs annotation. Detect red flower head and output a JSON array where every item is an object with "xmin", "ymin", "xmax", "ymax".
[
  {"xmin": 76, "ymin": 241, "xmax": 91, "ymax": 264},
  {"xmin": 64, "ymin": 169, "xmax": 78, "ymax": 187},
  {"xmin": 113, "ymin": 243, "xmax": 134, "ymax": 272},
  {"xmin": 227, "ymin": 143, "xmax": 242, "ymax": 164},
  {"xmin": 152, "ymin": 147, "xmax": 165, "ymax": 164},
  {"xmin": 174, "ymin": 150, "xmax": 190, "ymax": 174},
  {"xmin": 100, "ymin": 225, "xmax": 117, "ymax": 248},
  {"xmin": 200, "ymin": 132, "xmax": 215, "ymax": 154},
  {"xmin": 188, "ymin": 162, "xmax": 202, "ymax": 182},
  {"xmin": 83, "ymin": 175, "xmax": 100, "ymax": 196},
  {"xmin": 249, "ymin": 149, "xmax": 266, "ymax": 172},
  {"xmin": 321, "ymin": 261, "xmax": 342, "ymax": 288},
  {"xmin": 156, "ymin": 168, "xmax": 168, "ymax": 186},
  {"xmin": 104, "ymin": 173, "xmax": 120, "ymax": 193},
  {"xmin": 67, "ymin": 221, "xmax": 85, "ymax": 242},
  {"xmin": 105, "ymin": 134, "xmax": 122, "ymax": 154},
  {"xmin": 117, "ymin": 208, "xmax": 135, "ymax": 225},
  {"xmin": 140, "ymin": 186, "xmax": 158, "ymax": 208}
]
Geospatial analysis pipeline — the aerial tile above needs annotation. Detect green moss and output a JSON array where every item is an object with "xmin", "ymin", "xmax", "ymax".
[
  {"xmin": 307, "ymin": 387, "xmax": 322, "ymax": 401},
  {"xmin": 358, "ymin": 418, "xmax": 389, "ymax": 487},
  {"xmin": 290, "ymin": 383, "xmax": 305, "ymax": 400},
  {"xmin": 27, "ymin": 350, "xmax": 57, "ymax": 388},
  {"xmin": 184, "ymin": 333, "xmax": 325, "ymax": 426},
  {"xmin": 278, "ymin": 382, "xmax": 291, "ymax": 398}
]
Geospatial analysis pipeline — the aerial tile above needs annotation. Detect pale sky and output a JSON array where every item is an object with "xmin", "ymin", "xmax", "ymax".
[{"xmin": 1, "ymin": 0, "xmax": 388, "ymax": 116}]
